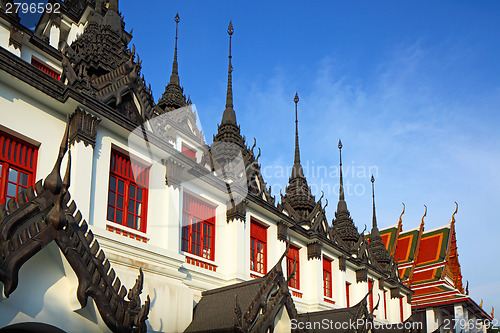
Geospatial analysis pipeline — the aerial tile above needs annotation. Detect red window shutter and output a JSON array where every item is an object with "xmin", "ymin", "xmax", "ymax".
[
  {"xmin": 250, "ymin": 219, "xmax": 267, "ymax": 274},
  {"xmin": 383, "ymin": 290, "xmax": 388, "ymax": 319},
  {"xmin": 286, "ymin": 245, "xmax": 300, "ymax": 289},
  {"xmin": 323, "ymin": 257, "xmax": 332, "ymax": 298},
  {"xmin": 346, "ymin": 282, "xmax": 351, "ymax": 307},
  {"xmin": 182, "ymin": 143, "xmax": 196, "ymax": 159},
  {"xmin": 368, "ymin": 279, "xmax": 374, "ymax": 311},
  {"xmin": 182, "ymin": 192, "xmax": 216, "ymax": 261},
  {"xmin": 0, "ymin": 130, "xmax": 38, "ymax": 207},
  {"xmin": 107, "ymin": 150, "xmax": 149, "ymax": 232}
]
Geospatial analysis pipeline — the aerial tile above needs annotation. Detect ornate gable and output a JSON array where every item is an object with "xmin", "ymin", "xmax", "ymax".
[{"xmin": 0, "ymin": 122, "xmax": 150, "ymax": 332}]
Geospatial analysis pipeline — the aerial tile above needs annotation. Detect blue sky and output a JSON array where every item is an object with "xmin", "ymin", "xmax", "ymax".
[{"xmin": 120, "ymin": 1, "xmax": 500, "ymax": 313}]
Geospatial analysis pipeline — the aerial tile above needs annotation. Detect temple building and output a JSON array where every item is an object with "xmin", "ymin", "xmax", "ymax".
[
  {"xmin": 0, "ymin": 1, "xmax": 488, "ymax": 332},
  {"xmin": 375, "ymin": 204, "xmax": 493, "ymax": 332}
]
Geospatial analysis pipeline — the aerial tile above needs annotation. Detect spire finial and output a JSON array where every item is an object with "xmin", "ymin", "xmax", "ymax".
[
  {"xmin": 226, "ymin": 21, "xmax": 234, "ymax": 110},
  {"xmin": 109, "ymin": 0, "xmax": 118, "ymax": 12},
  {"xmin": 294, "ymin": 92, "xmax": 300, "ymax": 165},
  {"xmin": 371, "ymin": 175, "xmax": 377, "ymax": 230},
  {"xmin": 338, "ymin": 139, "xmax": 344, "ymax": 202},
  {"xmin": 169, "ymin": 13, "xmax": 180, "ymax": 85}
]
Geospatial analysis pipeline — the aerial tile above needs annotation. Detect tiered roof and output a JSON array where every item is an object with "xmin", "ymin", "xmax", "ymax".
[{"xmin": 378, "ymin": 204, "xmax": 490, "ymax": 317}]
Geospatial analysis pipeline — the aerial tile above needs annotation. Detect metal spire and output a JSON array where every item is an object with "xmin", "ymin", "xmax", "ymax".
[
  {"xmin": 338, "ymin": 139, "xmax": 345, "ymax": 202},
  {"xmin": 221, "ymin": 21, "xmax": 237, "ymax": 125},
  {"xmin": 226, "ymin": 21, "xmax": 234, "ymax": 110},
  {"xmin": 294, "ymin": 92, "xmax": 300, "ymax": 165},
  {"xmin": 169, "ymin": 13, "xmax": 180, "ymax": 85},
  {"xmin": 371, "ymin": 175, "xmax": 377, "ymax": 230}
]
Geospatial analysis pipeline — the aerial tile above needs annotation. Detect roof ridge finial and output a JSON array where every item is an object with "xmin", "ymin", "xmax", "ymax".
[
  {"xmin": 338, "ymin": 139, "xmax": 344, "ymax": 202},
  {"xmin": 371, "ymin": 175, "xmax": 377, "ymax": 230},
  {"xmin": 226, "ymin": 21, "xmax": 234, "ymax": 110},
  {"xmin": 169, "ymin": 13, "xmax": 180, "ymax": 85},
  {"xmin": 451, "ymin": 201, "xmax": 458, "ymax": 225},
  {"xmin": 294, "ymin": 92, "xmax": 300, "ymax": 165}
]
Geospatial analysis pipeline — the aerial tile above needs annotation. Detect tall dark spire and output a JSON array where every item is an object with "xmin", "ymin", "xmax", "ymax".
[
  {"xmin": 371, "ymin": 175, "xmax": 377, "ymax": 231},
  {"xmin": 291, "ymin": 92, "xmax": 304, "ymax": 179},
  {"xmin": 221, "ymin": 21, "xmax": 237, "ymax": 125},
  {"xmin": 212, "ymin": 21, "xmax": 245, "ymax": 156},
  {"xmin": 332, "ymin": 140, "xmax": 360, "ymax": 252},
  {"xmin": 368, "ymin": 175, "xmax": 391, "ymax": 266},
  {"xmin": 157, "ymin": 14, "xmax": 189, "ymax": 111},
  {"xmin": 281, "ymin": 93, "xmax": 315, "ymax": 217},
  {"xmin": 170, "ymin": 13, "xmax": 180, "ymax": 85},
  {"xmin": 336, "ymin": 140, "xmax": 348, "ymax": 215},
  {"xmin": 294, "ymin": 92, "xmax": 300, "ymax": 165}
]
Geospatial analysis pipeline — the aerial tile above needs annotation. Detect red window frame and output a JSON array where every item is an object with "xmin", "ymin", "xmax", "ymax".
[
  {"xmin": 323, "ymin": 256, "xmax": 333, "ymax": 298},
  {"xmin": 181, "ymin": 143, "xmax": 196, "ymax": 159},
  {"xmin": 31, "ymin": 56, "xmax": 61, "ymax": 81},
  {"xmin": 182, "ymin": 192, "xmax": 216, "ymax": 261},
  {"xmin": 0, "ymin": 130, "xmax": 38, "ymax": 207},
  {"xmin": 368, "ymin": 279, "xmax": 374, "ymax": 311},
  {"xmin": 286, "ymin": 245, "xmax": 300, "ymax": 289},
  {"xmin": 107, "ymin": 149, "xmax": 149, "ymax": 233},
  {"xmin": 383, "ymin": 290, "xmax": 388, "ymax": 319},
  {"xmin": 346, "ymin": 282, "xmax": 351, "ymax": 307},
  {"xmin": 250, "ymin": 219, "xmax": 267, "ymax": 274}
]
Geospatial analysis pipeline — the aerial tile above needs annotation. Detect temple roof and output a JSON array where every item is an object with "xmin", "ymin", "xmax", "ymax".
[{"xmin": 378, "ymin": 204, "xmax": 469, "ymax": 308}]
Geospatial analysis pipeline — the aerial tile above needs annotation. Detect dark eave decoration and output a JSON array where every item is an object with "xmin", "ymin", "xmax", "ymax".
[
  {"xmin": 185, "ymin": 242, "xmax": 301, "ymax": 333},
  {"xmin": 0, "ymin": 121, "xmax": 150, "ymax": 332},
  {"xmin": 69, "ymin": 106, "xmax": 102, "ymax": 148}
]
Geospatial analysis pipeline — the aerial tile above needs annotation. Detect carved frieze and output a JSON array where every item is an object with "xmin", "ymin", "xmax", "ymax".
[
  {"xmin": 226, "ymin": 199, "xmax": 247, "ymax": 223},
  {"xmin": 277, "ymin": 220, "xmax": 291, "ymax": 242},
  {"xmin": 390, "ymin": 286, "xmax": 401, "ymax": 299},
  {"xmin": 163, "ymin": 158, "xmax": 184, "ymax": 190},
  {"xmin": 69, "ymin": 107, "xmax": 101, "ymax": 148},
  {"xmin": 378, "ymin": 277, "xmax": 385, "ymax": 290},
  {"xmin": 338, "ymin": 256, "xmax": 346, "ymax": 272},
  {"xmin": 9, "ymin": 27, "xmax": 23, "ymax": 50},
  {"xmin": 356, "ymin": 268, "xmax": 368, "ymax": 283},
  {"xmin": 307, "ymin": 241, "xmax": 321, "ymax": 260}
]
